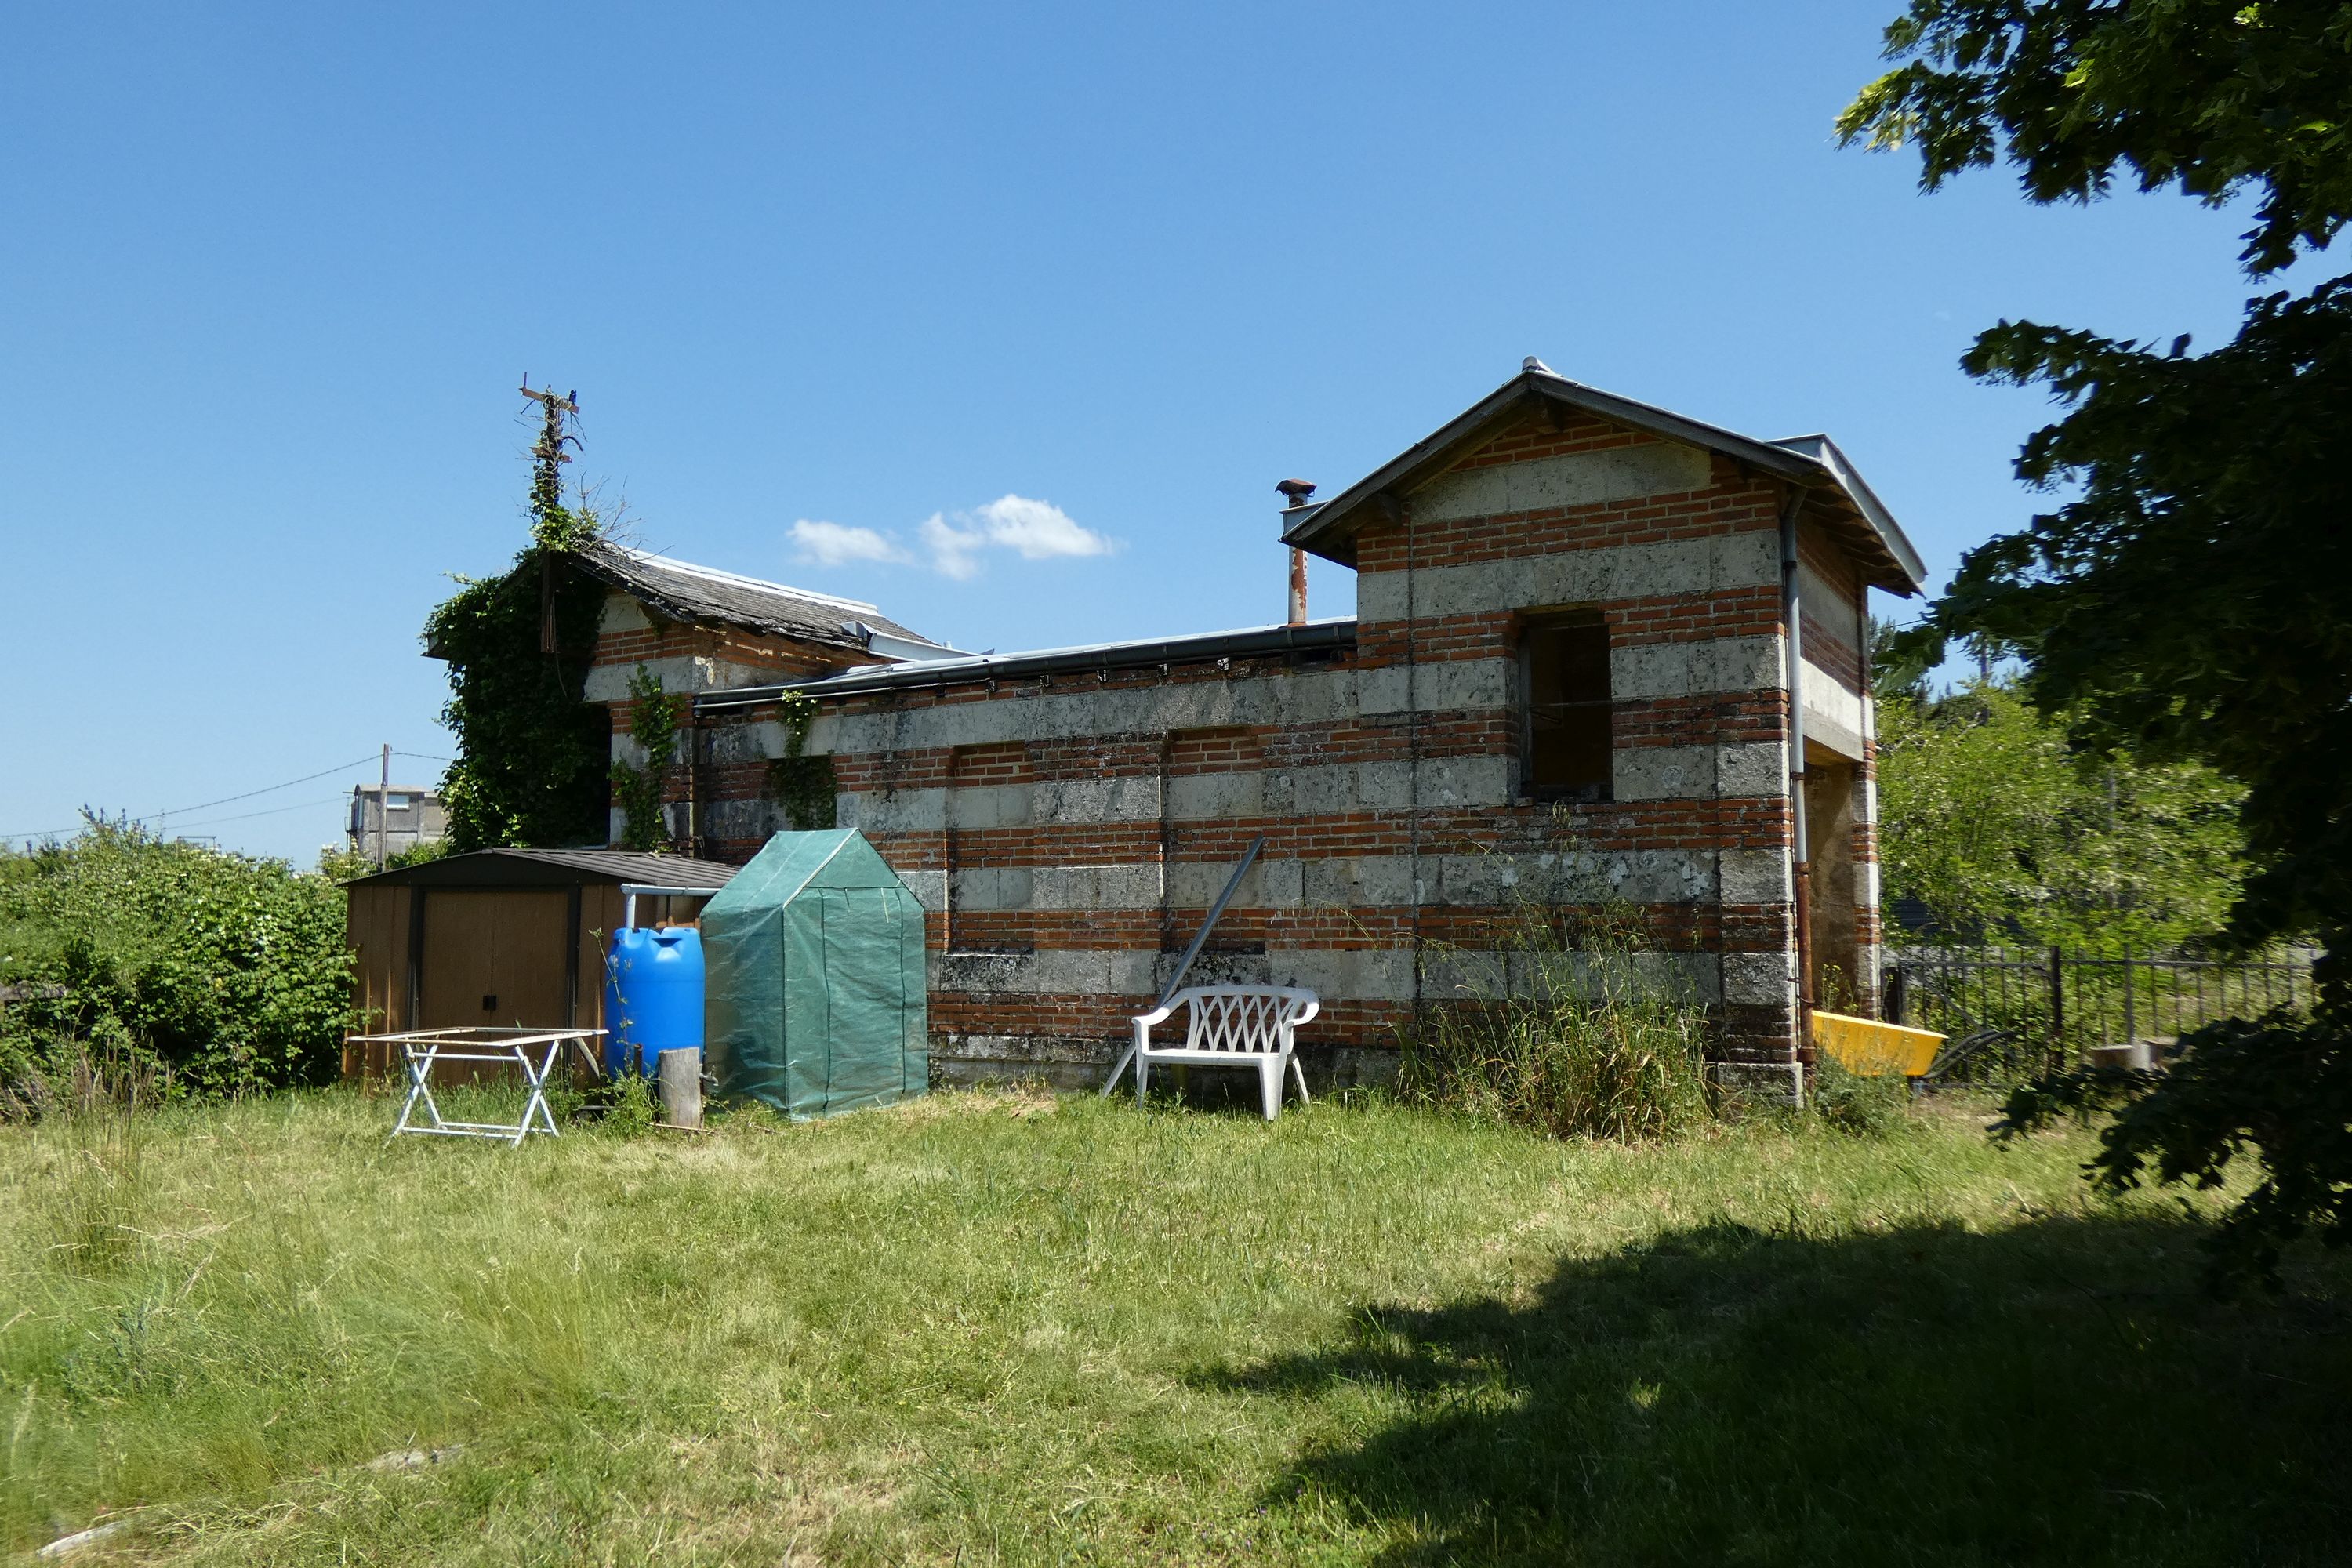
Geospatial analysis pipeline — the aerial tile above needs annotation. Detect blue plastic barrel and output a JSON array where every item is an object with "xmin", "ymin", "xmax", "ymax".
[{"xmin": 602, "ymin": 927, "xmax": 706, "ymax": 1079}]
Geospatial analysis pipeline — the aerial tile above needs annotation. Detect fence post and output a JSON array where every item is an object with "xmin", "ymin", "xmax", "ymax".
[
  {"xmin": 1886, "ymin": 964, "xmax": 1908, "ymax": 1027},
  {"xmin": 2122, "ymin": 943, "xmax": 2136, "ymax": 1047},
  {"xmin": 2047, "ymin": 946, "xmax": 2064, "ymax": 1053}
]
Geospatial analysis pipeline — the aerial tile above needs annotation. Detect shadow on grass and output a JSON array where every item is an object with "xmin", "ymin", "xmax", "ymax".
[{"xmin": 1214, "ymin": 1215, "xmax": 2352, "ymax": 1566}]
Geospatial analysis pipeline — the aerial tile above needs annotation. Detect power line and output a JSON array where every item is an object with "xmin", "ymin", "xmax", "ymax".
[
  {"xmin": 163, "ymin": 794, "xmax": 353, "ymax": 831},
  {"xmin": 2, "ymin": 753, "xmax": 387, "ymax": 840}
]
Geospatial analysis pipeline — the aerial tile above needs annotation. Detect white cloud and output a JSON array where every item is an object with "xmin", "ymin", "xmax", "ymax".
[
  {"xmin": 920, "ymin": 512, "xmax": 985, "ymax": 580},
  {"xmin": 793, "ymin": 495, "xmax": 1115, "ymax": 581},
  {"xmin": 789, "ymin": 519, "xmax": 909, "ymax": 567},
  {"xmin": 970, "ymin": 494, "xmax": 1115, "ymax": 561}
]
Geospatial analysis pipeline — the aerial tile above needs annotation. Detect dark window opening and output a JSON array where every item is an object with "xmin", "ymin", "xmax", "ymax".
[{"xmin": 1523, "ymin": 616, "xmax": 1613, "ymax": 801}]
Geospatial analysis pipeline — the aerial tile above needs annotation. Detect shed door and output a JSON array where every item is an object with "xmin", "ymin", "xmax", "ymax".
[{"xmin": 419, "ymin": 891, "xmax": 573, "ymax": 1029}]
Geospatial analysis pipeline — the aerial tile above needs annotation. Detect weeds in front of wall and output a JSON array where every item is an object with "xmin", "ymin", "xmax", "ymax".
[
  {"xmin": 1399, "ymin": 895, "xmax": 1714, "ymax": 1142},
  {"xmin": 1806, "ymin": 1054, "xmax": 1909, "ymax": 1138},
  {"xmin": 574, "ymin": 1069, "xmax": 658, "ymax": 1137}
]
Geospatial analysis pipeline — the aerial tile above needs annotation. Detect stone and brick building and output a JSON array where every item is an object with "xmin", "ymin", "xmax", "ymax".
[{"xmin": 577, "ymin": 364, "xmax": 1924, "ymax": 1097}]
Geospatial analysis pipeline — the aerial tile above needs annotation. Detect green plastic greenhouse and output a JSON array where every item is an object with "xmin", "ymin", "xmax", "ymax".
[{"xmin": 702, "ymin": 829, "xmax": 929, "ymax": 1118}]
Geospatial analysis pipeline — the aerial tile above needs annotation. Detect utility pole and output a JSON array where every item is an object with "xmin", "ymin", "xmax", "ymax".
[
  {"xmin": 520, "ymin": 379, "xmax": 583, "ymax": 654},
  {"xmin": 376, "ymin": 743, "xmax": 392, "ymax": 871}
]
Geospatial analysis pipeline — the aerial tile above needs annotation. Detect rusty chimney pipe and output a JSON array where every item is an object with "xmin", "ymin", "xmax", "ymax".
[{"xmin": 1276, "ymin": 479, "xmax": 1316, "ymax": 626}]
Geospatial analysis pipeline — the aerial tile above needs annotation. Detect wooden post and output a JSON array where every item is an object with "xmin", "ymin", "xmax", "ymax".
[{"xmin": 658, "ymin": 1047, "xmax": 703, "ymax": 1130}]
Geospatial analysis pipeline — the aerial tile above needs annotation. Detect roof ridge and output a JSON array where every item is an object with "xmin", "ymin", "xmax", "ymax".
[{"xmin": 606, "ymin": 543, "xmax": 882, "ymax": 615}]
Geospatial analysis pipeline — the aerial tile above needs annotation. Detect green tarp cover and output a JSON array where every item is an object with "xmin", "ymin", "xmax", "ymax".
[{"xmin": 702, "ymin": 829, "xmax": 928, "ymax": 1118}]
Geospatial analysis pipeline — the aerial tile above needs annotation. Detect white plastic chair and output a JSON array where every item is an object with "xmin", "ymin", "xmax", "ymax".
[{"xmin": 1113, "ymin": 984, "xmax": 1319, "ymax": 1121}]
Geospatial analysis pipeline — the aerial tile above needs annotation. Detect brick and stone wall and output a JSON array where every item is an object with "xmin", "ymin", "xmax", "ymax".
[{"xmin": 652, "ymin": 402, "xmax": 1885, "ymax": 1098}]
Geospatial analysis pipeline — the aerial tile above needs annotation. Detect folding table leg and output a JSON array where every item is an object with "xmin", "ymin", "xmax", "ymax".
[
  {"xmin": 517, "ymin": 1044, "xmax": 563, "ymax": 1142},
  {"xmin": 391, "ymin": 1047, "xmax": 442, "ymax": 1138}
]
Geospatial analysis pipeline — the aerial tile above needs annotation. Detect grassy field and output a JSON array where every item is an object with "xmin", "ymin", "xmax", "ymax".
[{"xmin": 4, "ymin": 1084, "xmax": 2350, "ymax": 1566}]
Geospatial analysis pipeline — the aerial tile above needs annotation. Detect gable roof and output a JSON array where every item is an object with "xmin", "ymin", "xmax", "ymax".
[
  {"xmin": 572, "ymin": 539, "xmax": 954, "ymax": 657},
  {"xmin": 1281, "ymin": 365, "xmax": 1927, "ymax": 596}
]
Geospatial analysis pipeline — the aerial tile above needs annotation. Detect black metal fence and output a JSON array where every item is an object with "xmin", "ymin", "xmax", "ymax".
[{"xmin": 1882, "ymin": 945, "xmax": 2319, "ymax": 1080}]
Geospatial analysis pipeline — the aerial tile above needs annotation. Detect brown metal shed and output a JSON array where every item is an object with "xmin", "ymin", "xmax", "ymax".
[{"xmin": 340, "ymin": 848, "xmax": 737, "ymax": 1079}]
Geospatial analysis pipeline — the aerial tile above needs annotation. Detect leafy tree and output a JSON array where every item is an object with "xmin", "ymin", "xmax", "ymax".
[
  {"xmin": 1878, "ymin": 677, "xmax": 2245, "ymax": 950},
  {"xmin": 427, "ymin": 393, "xmax": 611, "ymax": 851},
  {"xmin": 1842, "ymin": 1, "xmax": 2352, "ymax": 1283}
]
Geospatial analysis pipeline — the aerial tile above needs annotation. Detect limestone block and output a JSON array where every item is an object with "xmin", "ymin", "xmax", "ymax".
[
  {"xmin": 952, "ymin": 866, "xmax": 1035, "ymax": 912},
  {"xmin": 1263, "ymin": 762, "xmax": 1360, "ymax": 816},
  {"xmin": 1410, "ymin": 441, "xmax": 1712, "ymax": 524},
  {"xmin": 1415, "ymin": 755, "xmax": 1513, "ymax": 809},
  {"xmin": 1721, "ymin": 950, "xmax": 1798, "ymax": 1006},
  {"xmin": 1167, "ymin": 771, "xmax": 1265, "ymax": 822},
  {"xmin": 1356, "ymin": 666, "xmax": 1412, "ymax": 716},
  {"xmin": 1611, "ymin": 635, "xmax": 1780, "ymax": 699},
  {"xmin": 1717, "ymin": 742, "xmax": 1787, "ymax": 800},
  {"xmin": 1033, "ymin": 776, "xmax": 1162, "ymax": 825},
  {"xmin": 1719, "ymin": 848, "xmax": 1792, "ymax": 906},
  {"xmin": 1031, "ymin": 862, "xmax": 1160, "ymax": 911},
  {"xmin": 852, "ymin": 788, "xmax": 948, "ymax": 834},
  {"xmin": 1358, "ymin": 761, "xmax": 1413, "ymax": 809},
  {"xmin": 946, "ymin": 782, "xmax": 1032, "ymax": 829},
  {"xmin": 900, "ymin": 868, "xmax": 949, "ymax": 913},
  {"xmin": 1278, "ymin": 946, "xmax": 1417, "ymax": 1002},
  {"xmin": 1613, "ymin": 746, "xmax": 1717, "ymax": 803}
]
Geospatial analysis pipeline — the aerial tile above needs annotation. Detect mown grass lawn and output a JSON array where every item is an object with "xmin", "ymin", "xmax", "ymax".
[{"xmin": 3, "ymin": 1083, "xmax": 2350, "ymax": 1566}]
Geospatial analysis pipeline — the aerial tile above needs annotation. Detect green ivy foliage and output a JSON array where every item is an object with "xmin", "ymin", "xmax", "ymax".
[
  {"xmin": 426, "ymin": 559, "xmax": 609, "ymax": 851},
  {"xmin": 611, "ymin": 666, "xmax": 683, "ymax": 852},
  {"xmin": 0, "ymin": 822, "xmax": 354, "ymax": 1109},
  {"xmin": 763, "ymin": 689, "xmax": 837, "ymax": 831}
]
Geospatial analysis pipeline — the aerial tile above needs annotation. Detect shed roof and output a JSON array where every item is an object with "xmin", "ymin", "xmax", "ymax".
[
  {"xmin": 1282, "ymin": 365, "xmax": 1927, "ymax": 595},
  {"xmin": 571, "ymin": 539, "xmax": 949, "ymax": 656},
  {"xmin": 341, "ymin": 848, "xmax": 739, "ymax": 890}
]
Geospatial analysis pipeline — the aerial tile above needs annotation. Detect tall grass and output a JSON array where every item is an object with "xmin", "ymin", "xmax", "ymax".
[
  {"xmin": 42, "ymin": 1049, "xmax": 152, "ymax": 1276},
  {"xmin": 1399, "ymin": 897, "xmax": 1713, "ymax": 1140}
]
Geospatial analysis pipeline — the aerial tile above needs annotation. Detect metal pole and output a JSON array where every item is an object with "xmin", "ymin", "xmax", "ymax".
[
  {"xmin": 376, "ymin": 742, "xmax": 392, "ymax": 870},
  {"xmin": 2049, "ymin": 946, "xmax": 2064, "ymax": 1055},
  {"xmin": 1779, "ymin": 491, "xmax": 1815, "ymax": 1030},
  {"xmin": 1159, "ymin": 835, "xmax": 1267, "ymax": 1008},
  {"xmin": 2122, "ymin": 942, "xmax": 2136, "ymax": 1048}
]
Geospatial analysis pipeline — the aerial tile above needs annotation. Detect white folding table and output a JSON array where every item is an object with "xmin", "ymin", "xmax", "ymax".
[{"xmin": 352, "ymin": 1026, "xmax": 605, "ymax": 1146}]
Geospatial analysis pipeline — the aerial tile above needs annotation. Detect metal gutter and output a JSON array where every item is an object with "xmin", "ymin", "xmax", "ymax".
[
  {"xmin": 1780, "ymin": 487, "xmax": 1817, "ymax": 1041},
  {"xmin": 695, "ymin": 619, "xmax": 1357, "ymax": 711}
]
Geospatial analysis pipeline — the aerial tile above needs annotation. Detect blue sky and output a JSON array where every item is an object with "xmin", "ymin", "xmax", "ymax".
[{"xmin": 1, "ymin": 3, "xmax": 2258, "ymax": 862}]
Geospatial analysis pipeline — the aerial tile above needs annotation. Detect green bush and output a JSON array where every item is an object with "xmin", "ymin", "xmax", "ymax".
[{"xmin": 0, "ymin": 822, "xmax": 355, "ymax": 1109}]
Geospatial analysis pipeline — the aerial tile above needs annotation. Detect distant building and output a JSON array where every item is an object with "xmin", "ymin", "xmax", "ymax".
[{"xmin": 349, "ymin": 786, "xmax": 447, "ymax": 862}]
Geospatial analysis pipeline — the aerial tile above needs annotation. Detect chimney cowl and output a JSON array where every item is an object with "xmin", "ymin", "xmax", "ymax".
[{"xmin": 1276, "ymin": 477, "xmax": 1317, "ymax": 506}]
